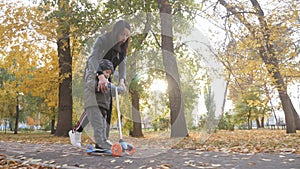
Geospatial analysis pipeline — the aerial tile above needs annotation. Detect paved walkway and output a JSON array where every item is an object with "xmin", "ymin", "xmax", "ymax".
[{"xmin": 0, "ymin": 141, "xmax": 299, "ymax": 169}]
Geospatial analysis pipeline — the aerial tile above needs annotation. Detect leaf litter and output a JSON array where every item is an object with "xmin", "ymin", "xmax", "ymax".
[{"xmin": 0, "ymin": 129, "xmax": 299, "ymax": 168}]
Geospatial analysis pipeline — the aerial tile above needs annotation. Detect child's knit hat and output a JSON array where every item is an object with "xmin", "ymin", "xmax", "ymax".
[{"xmin": 99, "ymin": 59, "xmax": 114, "ymax": 73}]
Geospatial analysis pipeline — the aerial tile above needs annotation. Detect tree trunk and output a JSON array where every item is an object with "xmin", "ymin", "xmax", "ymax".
[
  {"xmin": 290, "ymin": 99, "xmax": 300, "ymax": 129},
  {"xmin": 55, "ymin": 0, "xmax": 73, "ymax": 137},
  {"xmin": 261, "ymin": 117, "xmax": 264, "ymax": 128},
  {"xmin": 131, "ymin": 90, "xmax": 144, "ymax": 137},
  {"xmin": 14, "ymin": 97, "xmax": 19, "ymax": 134},
  {"xmin": 247, "ymin": 111, "xmax": 251, "ymax": 130},
  {"xmin": 158, "ymin": 0, "xmax": 188, "ymax": 137},
  {"xmin": 128, "ymin": 15, "xmax": 151, "ymax": 137},
  {"xmin": 256, "ymin": 118, "xmax": 261, "ymax": 128},
  {"xmin": 51, "ymin": 115, "xmax": 56, "ymax": 134},
  {"xmin": 277, "ymin": 91, "xmax": 296, "ymax": 132}
]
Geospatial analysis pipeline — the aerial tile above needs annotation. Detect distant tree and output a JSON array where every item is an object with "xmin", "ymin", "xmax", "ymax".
[
  {"xmin": 221, "ymin": 0, "xmax": 299, "ymax": 133},
  {"xmin": 202, "ymin": 0, "xmax": 299, "ymax": 133}
]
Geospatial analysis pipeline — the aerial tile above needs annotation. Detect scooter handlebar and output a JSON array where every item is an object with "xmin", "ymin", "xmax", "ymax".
[{"xmin": 107, "ymin": 83, "xmax": 125, "ymax": 94}]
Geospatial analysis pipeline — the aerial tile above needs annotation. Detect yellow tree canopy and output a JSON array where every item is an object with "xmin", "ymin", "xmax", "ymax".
[{"xmin": 0, "ymin": 2, "xmax": 59, "ymax": 113}]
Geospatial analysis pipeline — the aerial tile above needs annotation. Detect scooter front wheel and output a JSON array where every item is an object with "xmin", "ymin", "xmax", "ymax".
[{"xmin": 125, "ymin": 143, "xmax": 136, "ymax": 155}]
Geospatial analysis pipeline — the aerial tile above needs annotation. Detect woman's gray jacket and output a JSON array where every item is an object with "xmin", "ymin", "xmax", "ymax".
[{"xmin": 84, "ymin": 34, "xmax": 126, "ymax": 109}]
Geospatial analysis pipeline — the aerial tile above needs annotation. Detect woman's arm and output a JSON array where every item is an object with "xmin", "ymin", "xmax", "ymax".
[
  {"xmin": 118, "ymin": 57, "xmax": 126, "ymax": 89},
  {"xmin": 88, "ymin": 35, "xmax": 110, "ymax": 93}
]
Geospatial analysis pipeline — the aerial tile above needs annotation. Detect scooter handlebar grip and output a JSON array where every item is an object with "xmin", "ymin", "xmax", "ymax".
[{"xmin": 106, "ymin": 83, "xmax": 125, "ymax": 94}]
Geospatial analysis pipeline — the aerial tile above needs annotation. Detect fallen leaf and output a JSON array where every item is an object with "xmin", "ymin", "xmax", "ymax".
[
  {"xmin": 160, "ymin": 163, "xmax": 173, "ymax": 168},
  {"xmin": 261, "ymin": 158, "xmax": 272, "ymax": 162},
  {"xmin": 247, "ymin": 162, "xmax": 256, "ymax": 166},
  {"xmin": 123, "ymin": 159, "xmax": 133, "ymax": 164},
  {"xmin": 211, "ymin": 163, "xmax": 221, "ymax": 167}
]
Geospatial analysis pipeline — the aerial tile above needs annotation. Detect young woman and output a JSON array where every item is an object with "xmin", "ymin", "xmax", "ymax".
[{"xmin": 69, "ymin": 20, "xmax": 131, "ymax": 148}]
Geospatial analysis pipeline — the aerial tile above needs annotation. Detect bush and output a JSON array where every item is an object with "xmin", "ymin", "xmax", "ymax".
[
  {"xmin": 152, "ymin": 117, "xmax": 169, "ymax": 131},
  {"xmin": 218, "ymin": 113, "xmax": 234, "ymax": 131},
  {"xmin": 197, "ymin": 114, "xmax": 207, "ymax": 129}
]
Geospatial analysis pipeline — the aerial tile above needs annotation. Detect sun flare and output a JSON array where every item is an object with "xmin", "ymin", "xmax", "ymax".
[{"xmin": 150, "ymin": 79, "xmax": 167, "ymax": 93}]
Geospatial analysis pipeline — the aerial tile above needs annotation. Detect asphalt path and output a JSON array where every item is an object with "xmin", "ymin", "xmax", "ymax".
[{"xmin": 0, "ymin": 141, "xmax": 299, "ymax": 169}]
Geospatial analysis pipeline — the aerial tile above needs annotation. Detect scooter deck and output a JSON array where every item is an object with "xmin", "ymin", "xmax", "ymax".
[{"xmin": 85, "ymin": 143, "xmax": 122, "ymax": 157}]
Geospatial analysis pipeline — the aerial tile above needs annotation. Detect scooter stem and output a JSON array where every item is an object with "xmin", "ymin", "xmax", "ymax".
[{"xmin": 115, "ymin": 87, "xmax": 123, "ymax": 140}]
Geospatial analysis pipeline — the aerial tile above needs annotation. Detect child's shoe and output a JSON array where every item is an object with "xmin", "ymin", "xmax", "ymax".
[{"xmin": 95, "ymin": 140, "xmax": 112, "ymax": 150}]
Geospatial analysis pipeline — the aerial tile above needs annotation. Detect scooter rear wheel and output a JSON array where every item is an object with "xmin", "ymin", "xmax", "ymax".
[{"xmin": 111, "ymin": 143, "xmax": 122, "ymax": 157}]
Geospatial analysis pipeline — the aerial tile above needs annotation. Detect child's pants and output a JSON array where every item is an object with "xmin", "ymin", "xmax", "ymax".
[{"xmin": 86, "ymin": 106, "xmax": 110, "ymax": 149}]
